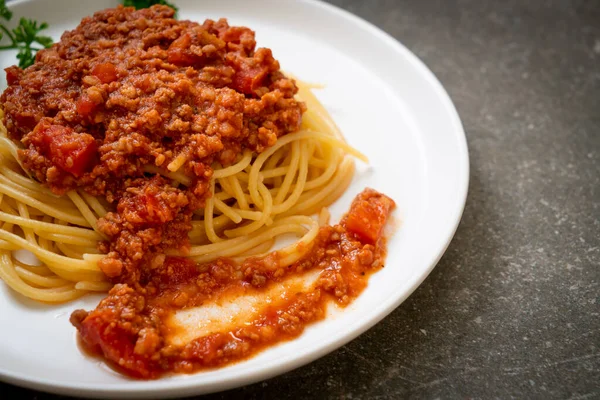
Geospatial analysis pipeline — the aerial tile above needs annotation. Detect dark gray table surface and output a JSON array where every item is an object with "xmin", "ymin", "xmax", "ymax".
[{"xmin": 2, "ymin": 0, "xmax": 599, "ymax": 399}]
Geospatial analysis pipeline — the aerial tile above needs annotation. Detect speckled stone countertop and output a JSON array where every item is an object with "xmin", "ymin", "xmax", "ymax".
[{"xmin": 3, "ymin": 0, "xmax": 599, "ymax": 399}]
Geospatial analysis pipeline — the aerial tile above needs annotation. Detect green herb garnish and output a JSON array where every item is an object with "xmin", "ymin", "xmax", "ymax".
[
  {"xmin": 0, "ymin": 0, "xmax": 53, "ymax": 69},
  {"xmin": 122, "ymin": 0, "xmax": 178, "ymax": 16},
  {"xmin": 0, "ymin": 0, "xmax": 11, "ymax": 21}
]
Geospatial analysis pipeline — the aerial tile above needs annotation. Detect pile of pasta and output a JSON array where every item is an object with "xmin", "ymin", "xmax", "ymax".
[{"xmin": 0, "ymin": 82, "xmax": 365, "ymax": 302}]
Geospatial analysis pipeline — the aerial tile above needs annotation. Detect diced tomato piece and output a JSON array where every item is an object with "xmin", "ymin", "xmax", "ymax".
[
  {"xmin": 227, "ymin": 49, "xmax": 276, "ymax": 94},
  {"xmin": 167, "ymin": 34, "xmax": 198, "ymax": 66},
  {"xmin": 230, "ymin": 63, "xmax": 269, "ymax": 94},
  {"xmin": 76, "ymin": 94, "xmax": 97, "ymax": 118},
  {"xmin": 72, "ymin": 285, "xmax": 156, "ymax": 379},
  {"xmin": 78, "ymin": 313, "xmax": 151, "ymax": 378},
  {"xmin": 30, "ymin": 121, "xmax": 98, "ymax": 177},
  {"xmin": 91, "ymin": 62, "xmax": 118, "ymax": 84},
  {"xmin": 345, "ymin": 189, "xmax": 396, "ymax": 245}
]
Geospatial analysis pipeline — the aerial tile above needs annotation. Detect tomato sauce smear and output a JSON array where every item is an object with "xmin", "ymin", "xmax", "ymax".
[{"xmin": 70, "ymin": 189, "xmax": 396, "ymax": 379}]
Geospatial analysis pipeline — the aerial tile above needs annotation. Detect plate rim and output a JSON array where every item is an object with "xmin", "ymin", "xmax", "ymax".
[{"xmin": 0, "ymin": 0, "xmax": 470, "ymax": 397}]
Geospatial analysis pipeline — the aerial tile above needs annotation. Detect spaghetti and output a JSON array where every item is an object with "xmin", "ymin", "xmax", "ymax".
[{"xmin": 0, "ymin": 82, "xmax": 364, "ymax": 303}]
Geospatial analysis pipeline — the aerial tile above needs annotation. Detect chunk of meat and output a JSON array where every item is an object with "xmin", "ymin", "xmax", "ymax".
[
  {"xmin": 5, "ymin": 66, "xmax": 21, "ymax": 86},
  {"xmin": 97, "ymin": 257, "xmax": 124, "ymax": 278},
  {"xmin": 167, "ymin": 29, "xmax": 225, "ymax": 67},
  {"xmin": 139, "ymin": 192, "xmax": 175, "ymax": 224},
  {"xmin": 116, "ymin": 176, "xmax": 188, "ymax": 225},
  {"xmin": 344, "ymin": 189, "xmax": 396, "ymax": 245}
]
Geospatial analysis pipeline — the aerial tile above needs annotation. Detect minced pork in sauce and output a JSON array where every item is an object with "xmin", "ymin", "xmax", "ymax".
[{"xmin": 1, "ymin": 5, "xmax": 304, "ymax": 281}]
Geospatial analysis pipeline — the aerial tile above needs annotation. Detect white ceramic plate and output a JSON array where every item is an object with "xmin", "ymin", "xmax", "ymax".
[{"xmin": 0, "ymin": 0, "xmax": 469, "ymax": 397}]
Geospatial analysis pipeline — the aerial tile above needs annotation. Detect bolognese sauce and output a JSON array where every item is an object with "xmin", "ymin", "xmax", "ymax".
[
  {"xmin": 1, "ymin": 5, "xmax": 304, "ymax": 281},
  {"xmin": 1, "ymin": 4, "xmax": 397, "ymax": 378}
]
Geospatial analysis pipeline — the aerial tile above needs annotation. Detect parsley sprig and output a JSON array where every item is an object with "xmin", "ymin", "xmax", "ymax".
[
  {"xmin": 123, "ymin": 0, "xmax": 178, "ymax": 16},
  {"xmin": 0, "ymin": 0, "xmax": 53, "ymax": 68}
]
